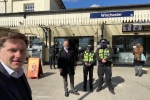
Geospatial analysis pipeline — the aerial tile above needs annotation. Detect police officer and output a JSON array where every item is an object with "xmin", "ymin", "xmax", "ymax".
[
  {"xmin": 81, "ymin": 45, "xmax": 96, "ymax": 92},
  {"xmin": 95, "ymin": 39, "xmax": 115, "ymax": 94}
]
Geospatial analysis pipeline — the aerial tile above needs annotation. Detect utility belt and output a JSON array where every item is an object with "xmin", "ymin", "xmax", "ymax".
[
  {"xmin": 98, "ymin": 61, "xmax": 112, "ymax": 66},
  {"xmin": 85, "ymin": 61, "xmax": 92, "ymax": 64}
]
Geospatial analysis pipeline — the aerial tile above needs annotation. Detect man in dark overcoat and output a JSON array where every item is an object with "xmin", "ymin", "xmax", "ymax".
[{"xmin": 57, "ymin": 40, "xmax": 79, "ymax": 97}]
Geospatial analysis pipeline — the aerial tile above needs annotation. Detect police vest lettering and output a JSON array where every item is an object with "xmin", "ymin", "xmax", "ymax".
[
  {"xmin": 83, "ymin": 51, "xmax": 94, "ymax": 63},
  {"xmin": 98, "ymin": 49, "xmax": 110, "ymax": 59}
]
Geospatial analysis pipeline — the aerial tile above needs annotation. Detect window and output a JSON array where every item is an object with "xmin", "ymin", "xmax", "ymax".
[
  {"xmin": 24, "ymin": 4, "xmax": 34, "ymax": 12},
  {"xmin": 122, "ymin": 23, "xmax": 132, "ymax": 32}
]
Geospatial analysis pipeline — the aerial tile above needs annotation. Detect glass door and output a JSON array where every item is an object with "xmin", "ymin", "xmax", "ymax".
[{"xmin": 145, "ymin": 36, "xmax": 150, "ymax": 65}]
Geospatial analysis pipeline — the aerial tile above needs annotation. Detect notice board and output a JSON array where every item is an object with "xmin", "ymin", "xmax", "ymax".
[{"xmin": 26, "ymin": 58, "xmax": 43, "ymax": 79}]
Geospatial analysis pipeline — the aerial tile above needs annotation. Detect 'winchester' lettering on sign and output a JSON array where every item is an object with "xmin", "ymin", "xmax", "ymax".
[
  {"xmin": 90, "ymin": 11, "xmax": 134, "ymax": 18},
  {"xmin": 101, "ymin": 13, "xmax": 122, "ymax": 17}
]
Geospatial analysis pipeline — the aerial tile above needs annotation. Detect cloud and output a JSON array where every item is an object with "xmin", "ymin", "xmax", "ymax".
[
  {"xmin": 62, "ymin": 0, "xmax": 78, "ymax": 2},
  {"xmin": 90, "ymin": 4, "xmax": 100, "ymax": 7}
]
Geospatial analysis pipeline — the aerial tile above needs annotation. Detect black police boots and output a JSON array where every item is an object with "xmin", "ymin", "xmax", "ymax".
[
  {"xmin": 96, "ymin": 87, "xmax": 102, "ymax": 92},
  {"xmin": 70, "ymin": 90, "xmax": 80, "ymax": 95}
]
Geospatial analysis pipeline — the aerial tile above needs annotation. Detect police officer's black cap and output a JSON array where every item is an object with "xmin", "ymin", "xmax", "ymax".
[{"xmin": 100, "ymin": 39, "xmax": 107, "ymax": 43}]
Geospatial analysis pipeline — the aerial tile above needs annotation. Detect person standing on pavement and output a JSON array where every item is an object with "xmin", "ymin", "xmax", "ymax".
[
  {"xmin": 95, "ymin": 39, "xmax": 115, "ymax": 94},
  {"xmin": 133, "ymin": 43, "xmax": 144, "ymax": 77},
  {"xmin": 49, "ymin": 44, "xmax": 56, "ymax": 69},
  {"xmin": 80, "ymin": 44, "xmax": 96, "ymax": 92},
  {"xmin": 57, "ymin": 40, "xmax": 79, "ymax": 97},
  {"xmin": 0, "ymin": 32, "xmax": 32, "ymax": 100}
]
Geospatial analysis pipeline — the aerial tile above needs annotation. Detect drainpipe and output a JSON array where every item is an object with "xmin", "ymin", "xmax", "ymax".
[
  {"xmin": 4, "ymin": 0, "xmax": 7, "ymax": 13},
  {"xmin": 101, "ymin": 23, "xmax": 104, "ymax": 39},
  {"xmin": 41, "ymin": 27, "xmax": 50, "ymax": 48}
]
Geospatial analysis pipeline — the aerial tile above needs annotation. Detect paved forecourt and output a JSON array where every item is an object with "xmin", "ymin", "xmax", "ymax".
[{"xmin": 23, "ymin": 65, "xmax": 150, "ymax": 100}]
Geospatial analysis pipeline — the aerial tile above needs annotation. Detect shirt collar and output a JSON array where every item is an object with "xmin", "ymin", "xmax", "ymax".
[
  {"xmin": 0, "ymin": 61, "xmax": 24, "ymax": 78},
  {"xmin": 64, "ymin": 47, "xmax": 68, "ymax": 50}
]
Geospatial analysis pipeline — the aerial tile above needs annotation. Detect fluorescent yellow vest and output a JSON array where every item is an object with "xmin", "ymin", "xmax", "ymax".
[
  {"xmin": 98, "ymin": 49, "xmax": 110, "ymax": 59},
  {"xmin": 83, "ymin": 51, "xmax": 94, "ymax": 63}
]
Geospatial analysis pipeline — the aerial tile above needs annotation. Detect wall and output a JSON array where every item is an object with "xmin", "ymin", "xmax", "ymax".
[
  {"xmin": 12, "ymin": 0, "xmax": 44, "ymax": 13},
  {"xmin": 0, "ymin": 0, "xmax": 5, "ymax": 13},
  {"xmin": 0, "ymin": 0, "xmax": 62, "ymax": 13},
  {"xmin": 50, "ymin": 0, "xmax": 60, "ymax": 10}
]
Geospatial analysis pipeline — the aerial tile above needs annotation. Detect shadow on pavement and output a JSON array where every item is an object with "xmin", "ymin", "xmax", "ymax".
[
  {"xmin": 76, "ymin": 76, "xmax": 124, "ymax": 100},
  {"xmin": 142, "ymin": 69, "xmax": 148, "ymax": 74},
  {"xmin": 75, "ymin": 78, "xmax": 98, "ymax": 100},
  {"xmin": 139, "ymin": 69, "xmax": 148, "ymax": 76},
  {"xmin": 111, "ymin": 76, "xmax": 125, "ymax": 89},
  {"xmin": 39, "ymin": 72, "xmax": 56, "ymax": 79},
  {"xmin": 75, "ymin": 78, "xmax": 98, "ymax": 92}
]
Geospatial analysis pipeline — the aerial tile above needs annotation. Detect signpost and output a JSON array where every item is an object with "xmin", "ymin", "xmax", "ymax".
[{"xmin": 26, "ymin": 58, "xmax": 43, "ymax": 79}]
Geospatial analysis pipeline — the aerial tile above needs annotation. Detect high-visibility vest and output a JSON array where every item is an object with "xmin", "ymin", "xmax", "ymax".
[
  {"xmin": 98, "ymin": 48, "xmax": 110, "ymax": 59},
  {"xmin": 83, "ymin": 51, "xmax": 94, "ymax": 63}
]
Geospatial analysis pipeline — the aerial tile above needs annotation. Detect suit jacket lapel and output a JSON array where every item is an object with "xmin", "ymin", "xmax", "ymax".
[{"xmin": 0, "ymin": 62, "xmax": 22, "ymax": 100}]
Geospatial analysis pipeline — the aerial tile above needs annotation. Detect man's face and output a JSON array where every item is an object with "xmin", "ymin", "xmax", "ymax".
[
  {"xmin": 87, "ymin": 46, "xmax": 91, "ymax": 52},
  {"xmin": 0, "ymin": 39, "xmax": 27, "ymax": 71},
  {"xmin": 63, "ymin": 41, "xmax": 69, "ymax": 48}
]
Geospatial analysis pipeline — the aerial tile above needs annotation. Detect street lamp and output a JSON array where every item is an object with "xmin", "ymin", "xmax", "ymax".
[
  {"xmin": 101, "ymin": 23, "xmax": 104, "ymax": 39},
  {"xmin": 4, "ymin": 0, "xmax": 7, "ymax": 13}
]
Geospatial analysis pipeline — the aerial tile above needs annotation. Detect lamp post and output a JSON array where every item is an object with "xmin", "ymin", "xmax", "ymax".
[{"xmin": 101, "ymin": 23, "xmax": 104, "ymax": 39}]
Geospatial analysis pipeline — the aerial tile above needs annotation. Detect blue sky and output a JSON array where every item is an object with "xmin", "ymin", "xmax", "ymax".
[{"xmin": 62, "ymin": 0, "xmax": 150, "ymax": 8}]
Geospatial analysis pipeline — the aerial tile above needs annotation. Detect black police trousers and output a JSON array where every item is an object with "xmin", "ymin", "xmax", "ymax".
[
  {"xmin": 83, "ymin": 66, "xmax": 93, "ymax": 90},
  {"xmin": 97, "ymin": 65, "xmax": 113, "ymax": 90}
]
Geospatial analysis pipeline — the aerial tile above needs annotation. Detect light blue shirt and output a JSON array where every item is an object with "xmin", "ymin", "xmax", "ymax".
[{"xmin": 1, "ymin": 61, "xmax": 24, "ymax": 79}]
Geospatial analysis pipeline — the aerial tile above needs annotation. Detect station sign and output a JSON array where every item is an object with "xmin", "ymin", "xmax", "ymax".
[{"xmin": 90, "ymin": 11, "xmax": 134, "ymax": 18}]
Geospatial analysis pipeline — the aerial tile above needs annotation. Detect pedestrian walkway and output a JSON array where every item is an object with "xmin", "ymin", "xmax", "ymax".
[{"xmin": 23, "ymin": 65, "xmax": 150, "ymax": 100}]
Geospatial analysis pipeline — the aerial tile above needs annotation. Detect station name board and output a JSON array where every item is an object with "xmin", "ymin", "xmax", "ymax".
[{"xmin": 90, "ymin": 11, "xmax": 134, "ymax": 18}]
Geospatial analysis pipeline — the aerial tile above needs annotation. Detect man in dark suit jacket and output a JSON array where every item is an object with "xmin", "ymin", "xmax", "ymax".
[
  {"xmin": 0, "ymin": 32, "xmax": 32, "ymax": 100},
  {"xmin": 57, "ymin": 40, "xmax": 79, "ymax": 97},
  {"xmin": 49, "ymin": 44, "xmax": 56, "ymax": 69}
]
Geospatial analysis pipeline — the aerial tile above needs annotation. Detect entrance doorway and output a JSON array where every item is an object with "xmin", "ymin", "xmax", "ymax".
[{"xmin": 54, "ymin": 36, "xmax": 94, "ymax": 64}]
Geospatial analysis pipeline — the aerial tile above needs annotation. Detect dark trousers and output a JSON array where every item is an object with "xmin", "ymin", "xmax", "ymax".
[
  {"xmin": 49, "ymin": 55, "xmax": 55, "ymax": 68},
  {"xmin": 62, "ymin": 68, "xmax": 75, "ymax": 92},
  {"xmin": 97, "ymin": 65, "xmax": 113, "ymax": 90},
  {"xmin": 83, "ymin": 66, "xmax": 93, "ymax": 90}
]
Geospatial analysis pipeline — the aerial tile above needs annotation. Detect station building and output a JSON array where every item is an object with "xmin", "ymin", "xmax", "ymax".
[{"xmin": 0, "ymin": 0, "xmax": 150, "ymax": 66}]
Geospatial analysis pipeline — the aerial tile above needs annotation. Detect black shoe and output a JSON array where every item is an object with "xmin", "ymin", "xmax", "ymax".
[
  {"xmin": 135, "ymin": 73, "xmax": 138, "ymax": 76},
  {"xmin": 83, "ymin": 89, "xmax": 86, "ymax": 92},
  {"xmin": 96, "ymin": 87, "xmax": 101, "ymax": 92},
  {"xmin": 109, "ymin": 90, "xmax": 115, "ymax": 94},
  {"xmin": 50, "ymin": 67, "xmax": 52, "ymax": 69},
  {"xmin": 138, "ymin": 74, "xmax": 142, "ymax": 77},
  {"xmin": 70, "ymin": 90, "xmax": 80, "ymax": 95},
  {"xmin": 65, "ymin": 92, "xmax": 69, "ymax": 97}
]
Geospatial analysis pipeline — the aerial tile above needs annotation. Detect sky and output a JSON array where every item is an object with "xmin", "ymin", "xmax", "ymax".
[{"xmin": 62, "ymin": 0, "xmax": 150, "ymax": 9}]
